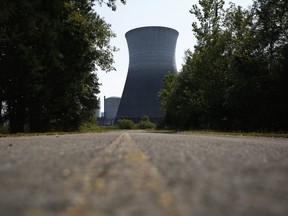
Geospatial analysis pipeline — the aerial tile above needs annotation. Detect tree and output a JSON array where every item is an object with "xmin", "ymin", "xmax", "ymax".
[
  {"xmin": 170, "ymin": 0, "xmax": 229, "ymax": 129},
  {"xmin": 96, "ymin": 0, "xmax": 126, "ymax": 11},
  {"xmin": 160, "ymin": 0, "xmax": 288, "ymax": 131},
  {"xmin": 250, "ymin": 0, "xmax": 288, "ymax": 130},
  {"xmin": 0, "ymin": 0, "xmax": 125, "ymax": 132}
]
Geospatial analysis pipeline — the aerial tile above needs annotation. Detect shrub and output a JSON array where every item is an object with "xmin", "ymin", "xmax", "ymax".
[
  {"xmin": 0, "ymin": 125, "xmax": 9, "ymax": 134},
  {"xmin": 79, "ymin": 114, "xmax": 99, "ymax": 132},
  {"xmin": 117, "ymin": 119, "xmax": 135, "ymax": 129},
  {"xmin": 79, "ymin": 122, "xmax": 99, "ymax": 132},
  {"xmin": 142, "ymin": 115, "xmax": 150, "ymax": 122},
  {"xmin": 138, "ymin": 116, "xmax": 156, "ymax": 129}
]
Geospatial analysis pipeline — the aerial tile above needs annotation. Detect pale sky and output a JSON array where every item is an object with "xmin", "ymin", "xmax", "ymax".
[{"xmin": 95, "ymin": 0, "xmax": 253, "ymax": 112}]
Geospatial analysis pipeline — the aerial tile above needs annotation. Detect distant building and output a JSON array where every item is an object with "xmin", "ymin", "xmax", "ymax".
[
  {"xmin": 104, "ymin": 96, "xmax": 121, "ymax": 125},
  {"xmin": 95, "ymin": 98, "xmax": 101, "ymax": 118},
  {"xmin": 101, "ymin": 112, "xmax": 105, "ymax": 118}
]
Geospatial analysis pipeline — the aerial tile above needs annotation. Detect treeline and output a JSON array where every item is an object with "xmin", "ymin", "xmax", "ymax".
[
  {"xmin": 160, "ymin": 0, "xmax": 288, "ymax": 131},
  {"xmin": 0, "ymin": 0, "xmax": 125, "ymax": 133}
]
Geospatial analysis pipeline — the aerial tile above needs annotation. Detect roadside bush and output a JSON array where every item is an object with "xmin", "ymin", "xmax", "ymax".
[
  {"xmin": 138, "ymin": 116, "xmax": 156, "ymax": 129},
  {"xmin": 79, "ymin": 122, "xmax": 99, "ymax": 132},
  {"xmin": 79, "ymin": 114, "xmax": 99, "ymax": 132},
  {"xmin": 117, "ymin": 119, "xmax": 135, "ymax": 129},
  {"xmin": 0, "ymin": 125, "xmax": 9, "ymax": 134}
]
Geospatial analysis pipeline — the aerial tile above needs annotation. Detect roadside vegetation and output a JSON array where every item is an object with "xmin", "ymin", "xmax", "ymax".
[
  {"xmin": 177, "ymin": 130, "xmax": 288, "ymax": 139},
  {"xmin": 2, "ymin": 127, "xmax": 288, "ymax": 139},
  {"xmin": 116, "ymin": 116, "xmax": 156, "ymax": 130},
  {"xmin": 1, "ymin": 114, "xmax": 288, "ymax": 138},
  {"xmin": 0, "ymin": 0, "xmax": 126, "ymax": 133},
  {"xmin": 160, "ymin": 0, "xmax": 288, "ymax": 133},
  {"xmin": 1, "ymin": 0, "xmax": 287, "ymax": 135}
]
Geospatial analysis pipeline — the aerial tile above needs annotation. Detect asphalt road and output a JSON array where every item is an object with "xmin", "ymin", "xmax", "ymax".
[{"xmin": 0, "ymin": 131, "xmax": 288, "ymax": 216}]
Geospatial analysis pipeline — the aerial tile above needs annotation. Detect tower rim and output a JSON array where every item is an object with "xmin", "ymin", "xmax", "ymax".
[{"xmin": 125, "ymin": 26, "xmax": 179, "ymax": 37}]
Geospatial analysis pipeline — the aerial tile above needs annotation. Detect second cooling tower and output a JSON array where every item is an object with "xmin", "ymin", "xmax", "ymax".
[{"xmin": 116, "ymin": 26, "xmax": 179, "ymax": 122}]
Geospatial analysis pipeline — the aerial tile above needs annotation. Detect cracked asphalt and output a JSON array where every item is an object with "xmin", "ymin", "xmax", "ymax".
[{"xmin": 0, "ymin": 131, "xmax": 288, "ymax": 216}]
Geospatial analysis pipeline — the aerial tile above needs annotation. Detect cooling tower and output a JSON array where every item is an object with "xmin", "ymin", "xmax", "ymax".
[
  {"xmin": 104, "ymin": 96, "xmax": 121, "ymax": 120},
  {"xmin": 116, "ymin": 26, "xmax": 179, "ymax": 123}
]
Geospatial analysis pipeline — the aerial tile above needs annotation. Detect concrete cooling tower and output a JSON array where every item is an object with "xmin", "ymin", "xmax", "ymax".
[
  {"xmin": 104, "ymin": 96, "xmax": 121, "ymax": 125},
  {"xmin": 116, "ymin": 26, "xmax": 179, "ymax": 123}
]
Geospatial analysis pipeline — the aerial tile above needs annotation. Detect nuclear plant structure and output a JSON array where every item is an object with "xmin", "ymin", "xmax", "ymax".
[
  {"xmin": 116, "ymin": 26, "xmax": 179, "ymax": 123},
  {"xmin": 104, "ymin": 96, "xmax": 121, "ymax": 125}
]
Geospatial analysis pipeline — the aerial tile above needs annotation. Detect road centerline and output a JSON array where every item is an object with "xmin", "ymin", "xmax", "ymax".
[{"xmin": 60, "ymin": 132, "xmax": 181, "ymax": 216}]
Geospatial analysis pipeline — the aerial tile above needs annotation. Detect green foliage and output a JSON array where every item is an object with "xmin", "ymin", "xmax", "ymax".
[
  {"xmin": 0, "ymin": 0, "xmax": 125, "ymax": 133},
  {"xmin": 0, "ymin": 124, "xmax": 9, "ymax": 134},
  {"xmin": 79, "ymin": 114, "xmax": 98, "ymax": 132},
  {"xmin": 160, "ymin": 0, "xmax": 288, "ymax": 132},
  {"xmin": 116, "ymin": 119, "xmax": 136, "ymax": 130},
  {"xmin": 95, "ymin": 0, "xmax": 126, "ymax": 11},
  {"xmin": 138, "ymin": 121, "xmax": 156, "ymax": 129},
  {"xmin": 138, "ymin": 116, "xmax": 156, "ymax": 129},
  {"xmin": 141, "ymin": 115, "xmax": 150, "ymax": 122},
  {"xmin": 79, "ymin": 123, "xmax": 100, "ymax": 132}
]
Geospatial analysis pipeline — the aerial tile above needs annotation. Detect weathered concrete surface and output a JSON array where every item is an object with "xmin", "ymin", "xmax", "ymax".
[
  {"xmin": 116, "ymin": 27, "xmax": 179, "ymax": 121},
  {"xmin": 0, "ymin": 132, "xmax": 288, "ymax": 216}
]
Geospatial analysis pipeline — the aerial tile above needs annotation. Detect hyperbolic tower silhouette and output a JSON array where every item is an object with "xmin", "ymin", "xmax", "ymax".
[{"xmin": 116, "ymin": 26, "xmax": 179, "ymax": 122}]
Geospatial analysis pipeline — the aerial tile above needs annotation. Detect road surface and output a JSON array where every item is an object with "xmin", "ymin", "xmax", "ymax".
[{"xmin": 0, "ymin": 131, "xmax": 288, "ymax": 216}]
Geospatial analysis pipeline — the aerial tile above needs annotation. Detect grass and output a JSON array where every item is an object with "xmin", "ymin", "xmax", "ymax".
[
  {"xmin": 176, "ymin": 130, "xmax": 288, "ymax": 138},
  {"xmin": 0, "ymin": 125, "xmax": 118, "ymax": 138},
  {"xmin": 0, "ymin": 131, "xmax": 68, "ymax": 138},
  {"xmin": 1, "ymin": 125, "xmax": 288, "ymax": 138},
  {"xmin": 79, "ymin": 122, "xmax": 117, "ymax": 133}
]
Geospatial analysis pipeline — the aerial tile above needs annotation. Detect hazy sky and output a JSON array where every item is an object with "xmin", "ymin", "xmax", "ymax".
[{"xmin": 95, "ymin": 0, "xmax": 253, "ymax": 111}]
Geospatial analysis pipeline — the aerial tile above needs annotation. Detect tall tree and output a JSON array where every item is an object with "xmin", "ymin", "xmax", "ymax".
[
  {"xmin": 161, "ymin": 0, "xmax": 228, "ymax": 129},
  {"xmin": 160, "ymin": 0, "xmax": 288, "ymax": 131},
  {"xmin": 251, "ymin": 0, "xmax": 288, "ymax": 130},
  {"xmin": 0, "ymin": 0, "xmax": 125, "ymax": 132}
]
